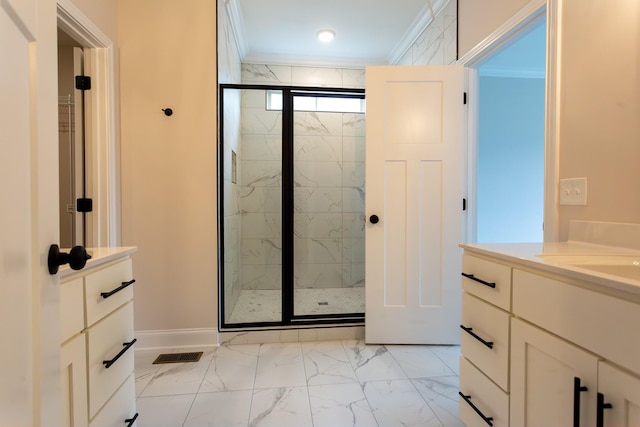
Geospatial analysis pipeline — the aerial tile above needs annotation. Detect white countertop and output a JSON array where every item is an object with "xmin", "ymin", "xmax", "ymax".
[
  {"xmin": 59, "ymin": 246, "xmax": 137, "ymax": 279},
  {"xmin": 460, "ymin": 241, "xmax": 640, "ymax": 296}
]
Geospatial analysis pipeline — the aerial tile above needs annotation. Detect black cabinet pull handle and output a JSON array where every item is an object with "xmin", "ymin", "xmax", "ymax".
[
  {"xmin": 573, "ymin": 377, "xmax": 588, "ymax": 427},
  {"xmin": 125, "ymin": 413, "xmax": 139, "ymax": 427},
  {"xmin": 459, "ymin": 392, "xmax": 494, "ymax": 426},
  {"xmin": 103, "ymin": 339, "xmax": 137, "ymax": 369},
  {"xmin": 460, "ymin": 325, "xmax": 494, "ymax": 349},
  {"xmin": 369, "ymin": 214, "xmax": 379, "ymax": 224},
  {"xmin": 461, "ymin": 272, "xmax": 496, "ymax": 288},
  {"xmin": 101, "ymin": 279, "xmax": 136, "ymax": 299},
  {"xmin": 596, "ymin": 392, "xmax": 612, "ymax": 427}
]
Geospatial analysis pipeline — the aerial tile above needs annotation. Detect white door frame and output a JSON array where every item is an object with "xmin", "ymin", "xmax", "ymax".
[
  {"xmin": 57, "ymin": 0, "xmax": 118, "ymax": 247},
  {"xmin": 457, "ymin": 0, "xmax": 560, "ymax": 243}
]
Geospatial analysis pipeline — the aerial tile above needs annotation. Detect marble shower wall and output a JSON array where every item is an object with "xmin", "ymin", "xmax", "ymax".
[
  {"xmin": 293, "ymin": 111, "xmax": 365, "ymax": 289},
  {"xmin": 396, "ymin": 0, "xmax": 458, "ymax": 66},
  {"xmin": 241, "ymin": 64, "xmax": 366, "ymax": 89},
  {"xmin": 239, "ymin": 88, "xmax": 283, "ymax": 292},
  {"xmin": 239, "ymin": 64, "xmax": 366, "ymax": 291}
]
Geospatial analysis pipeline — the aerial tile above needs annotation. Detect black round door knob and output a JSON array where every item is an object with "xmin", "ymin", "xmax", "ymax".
[
  {"xmin": 48, "ymin": 244, "xmax": 92, "ymax": 275},
  {"xmin": 369, "ymin": 215, "xmax": 380, "ymax": 224}
]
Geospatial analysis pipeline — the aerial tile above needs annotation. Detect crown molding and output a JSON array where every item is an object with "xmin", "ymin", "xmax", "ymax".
[
  {"xmin": 387, "ymin": 0, "xmax": 449, "ymax": 65},
  {"xmin": 225, "ymin": 0, "xmax": 248, "ymax": 59}
]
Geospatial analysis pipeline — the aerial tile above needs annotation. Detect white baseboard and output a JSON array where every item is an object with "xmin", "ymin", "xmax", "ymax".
[
  {"xmin": 135, "ymin": 325, "xmax": 366, "ymax": 350},
  {"xmin": 134, "ymin": 328, "xmax": 218, "ymax": 350}
]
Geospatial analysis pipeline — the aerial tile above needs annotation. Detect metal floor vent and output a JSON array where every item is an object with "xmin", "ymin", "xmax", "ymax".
[{"xmin": 153, "ymin": 351, "xmax": 203, "ymax": 364}]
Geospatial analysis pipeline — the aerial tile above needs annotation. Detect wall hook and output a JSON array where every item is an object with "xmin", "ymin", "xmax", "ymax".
[{"xmin": 162, "ymin": 108, "xmax": 173, "ymax": 116}]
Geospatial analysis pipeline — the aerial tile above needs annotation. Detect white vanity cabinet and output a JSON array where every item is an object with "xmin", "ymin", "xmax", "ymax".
[
  {"xmin": 511, "ymin": 268, "xmax": 640, "ymax": 427},
  {"xmin": 458, "ymin": 253, "xmax": 512, "ymax": 427},
  {"xmin": 460, "ymin": 244, "xmax": 640, "ymax": 427},
  {"xmin": 60, "ymin": 248, "xmax": 138, "ymax": 427}
]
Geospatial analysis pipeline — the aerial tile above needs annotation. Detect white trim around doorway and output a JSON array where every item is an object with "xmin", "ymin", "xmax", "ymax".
[
  {"xmin": 457, "ymin": 0, "xmax": 560, "ymax": 243},
  {"xmin": 57, "ymin": 0, "xmax": 119, "ymax": 247}
]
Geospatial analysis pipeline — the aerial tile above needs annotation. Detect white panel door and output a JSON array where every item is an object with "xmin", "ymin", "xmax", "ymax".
[
  {"xmin": 365, "ymin": 65, "xmax": 465, "ymax": 344},
  {"xmin": 1, "ymin": 0, "xmax": 61, "ymax": 425}
]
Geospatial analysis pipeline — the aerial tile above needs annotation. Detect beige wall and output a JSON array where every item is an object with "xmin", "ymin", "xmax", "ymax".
[
  {"xmin": 459, "ymin": 0, "xmax": 640, "ymax": 241},
  {"xmin": 119, "ymin": 0, "xmax": 218, "ymax": 331},
  {"xmin": 556, "ymin": 0, "xmax": 640, "ymax": 240},
  {"xmin": 458, "ymin": 0, "xmax": 531, "ymax": 57}
]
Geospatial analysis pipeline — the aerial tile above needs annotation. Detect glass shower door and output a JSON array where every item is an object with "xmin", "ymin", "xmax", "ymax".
[
  {"xmin": 292, "ymin": 95, "xmax": 366, "ymax": 317},
  {"xmin": 221, "ymin": 86, "xmax": 283, "ymax": 325}
]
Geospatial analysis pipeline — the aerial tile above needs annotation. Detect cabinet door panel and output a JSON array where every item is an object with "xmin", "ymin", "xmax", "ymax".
[
  {"xmin": 598, "ymin": 362, "xmax": 640, "ymax": 427},
  {"xmin": 61, "ymin": 333, "xmax": 88, "ymax": 427},
  {"xmin": 511, "ymin": 318, "xmax": 598, "ymax": 427}
]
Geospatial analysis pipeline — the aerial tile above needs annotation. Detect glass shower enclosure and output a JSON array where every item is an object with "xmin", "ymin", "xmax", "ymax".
[{"xmin": 219, "ymin": 84, "xmax": 365, "ymax": 327}]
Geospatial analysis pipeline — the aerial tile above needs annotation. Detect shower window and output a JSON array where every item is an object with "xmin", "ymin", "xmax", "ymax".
[
  {"xmin": 267, "ymin": 89, "xmax": 365, "ymax": 113},
  {"xmin": 219, "ymin": 84, "xmax": 365, "ymax": 328}
]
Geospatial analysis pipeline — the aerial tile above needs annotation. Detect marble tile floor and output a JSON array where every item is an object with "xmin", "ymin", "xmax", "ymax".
[
  {"xmin": 135, "ymin": 340, "xmax": 464, "ymax": 427},
  {"xmin": 228, "ymin": 288, "xmax": 366, "ymax": 323}
]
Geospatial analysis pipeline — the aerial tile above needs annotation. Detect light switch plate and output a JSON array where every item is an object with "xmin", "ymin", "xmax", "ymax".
[{"xmin": 559, "ymin": 177, "xmax": 588, "ymax": 205}]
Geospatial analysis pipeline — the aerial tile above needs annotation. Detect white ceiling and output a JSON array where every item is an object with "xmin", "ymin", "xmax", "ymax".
[{"xmin": 232, "ymin": 0, "xmax": 433, "ymax": 67}]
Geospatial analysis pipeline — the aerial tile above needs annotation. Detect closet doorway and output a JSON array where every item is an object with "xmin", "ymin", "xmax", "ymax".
[
  {"xmin": 219, "ymin": 84, "xmax": 365, "ymax": 328},
  {"xmin": 57, "ymin": 29, "xmax": 87, "ymax": 248}
]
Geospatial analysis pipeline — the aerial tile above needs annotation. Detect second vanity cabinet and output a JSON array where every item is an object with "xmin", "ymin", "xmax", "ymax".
[
  {"xmin": 459, "ymin": 248, "xmax": 640, "ymax": 427},
  {"xmin": 60, "ymin": 248, "xmax": 138, "ymax": 427}
]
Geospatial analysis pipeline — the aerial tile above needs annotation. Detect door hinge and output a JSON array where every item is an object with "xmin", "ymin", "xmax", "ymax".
[
  {"xmin": 463, "ymin": 92, "xmax": 468, "ymax": 105},
  {"xmin": 463, "ymin": 198, "xmax": 467, "ymax": 211},
  {"xmin": 75, "ymin": 75, "xmax": 91, "ymax": 91},
  {"xmin": 76, "ymin": 198, "xmax": 93, "ymax": 213}
]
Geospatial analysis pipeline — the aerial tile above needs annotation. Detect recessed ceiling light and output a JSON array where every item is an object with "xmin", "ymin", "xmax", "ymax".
[{"xmin": 317, "ymin": 29, "xmax": 335, "ymax": 42}]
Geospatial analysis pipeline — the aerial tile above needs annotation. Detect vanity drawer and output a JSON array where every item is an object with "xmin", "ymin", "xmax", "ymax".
[
  {"xmin": 462, "ymin": 254, "xmax": 512, "ymax": 310},
  {"xmin": 461, "ymin": 292, "xmax": 510, "ymax": 391},
  {"xmin": 513, "ymin": 269, "xmax": 640, "ymax": 375},
  {"xmin": 90, "ymin": 374, "xmax": 137, "ymax": 427},
  {"xmin": 459, "ymin": 356, "xmax": 509, "ymax": 427},
  {"xmin": 85, "ymin": 259, "xmax": 134, "ymax": 326},
  {"xmin": 60, "ymin": 277, "xmax": 84, "ymax": 343},
  {"xmin": 87, "ymin": 302, "xmax": 135, "ymax": 418}
]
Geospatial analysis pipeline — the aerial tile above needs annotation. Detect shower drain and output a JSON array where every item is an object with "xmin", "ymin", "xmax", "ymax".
[{"xmin": 153, "ymin": 352, "xmax": 203, "ymax": 364}]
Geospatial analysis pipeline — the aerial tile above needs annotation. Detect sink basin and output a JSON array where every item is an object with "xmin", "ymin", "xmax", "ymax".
[
  {"xmin": 574, "ymin": 264, "xmax": 640, "ymax": 281},
  {"xmin": 536, "ymin": 254, "xmax": 640, "ymax": 281}
]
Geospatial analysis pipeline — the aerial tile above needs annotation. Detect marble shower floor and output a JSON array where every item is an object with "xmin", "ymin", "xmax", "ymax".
[
  {"xmin": 135, "ymin": 340, "xmax": 464, "ymax": 427},
  {"xmin": 228, "ymin": 288, "xmax": 365, "ymax": 323}
]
